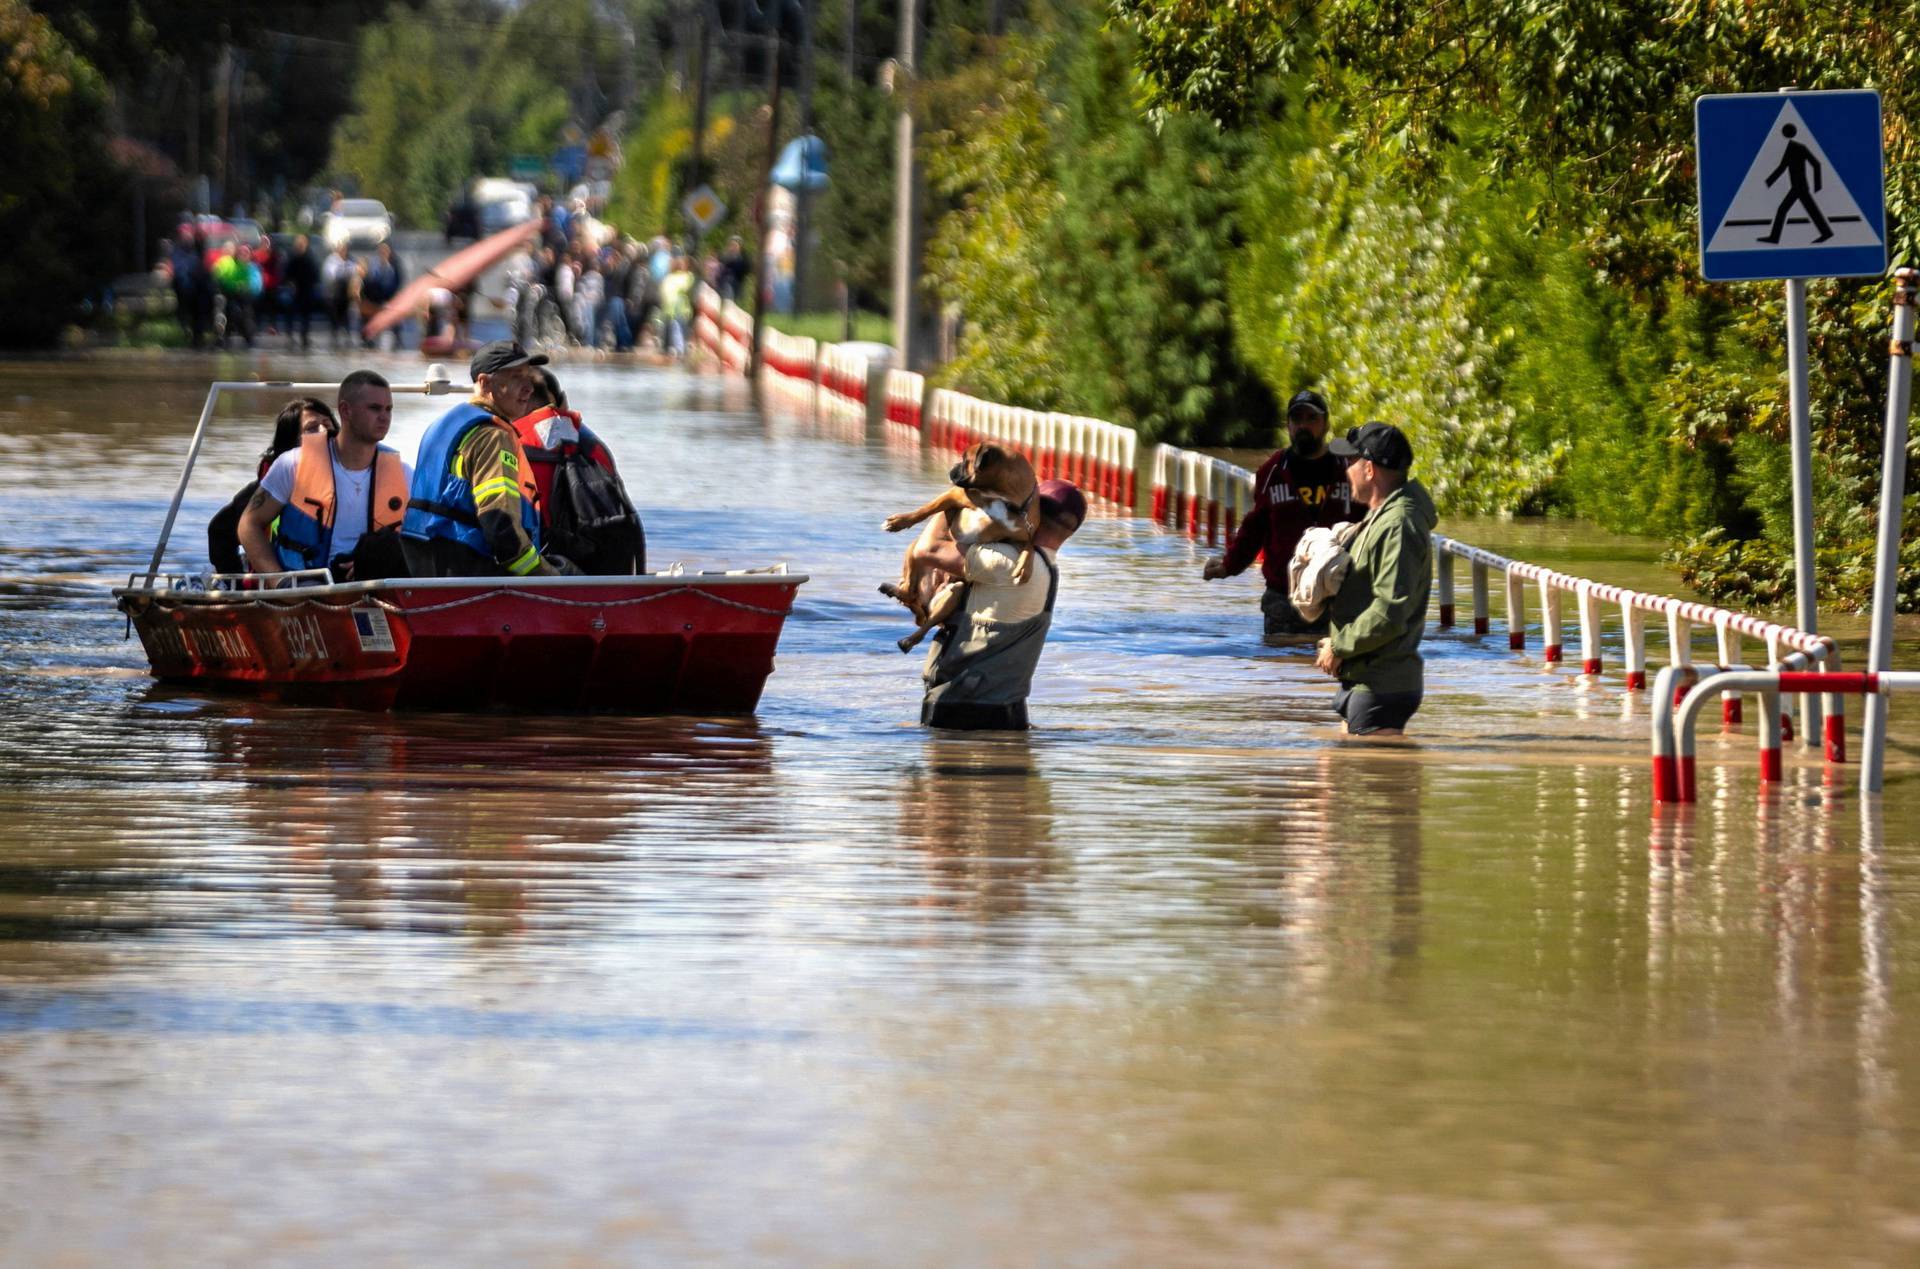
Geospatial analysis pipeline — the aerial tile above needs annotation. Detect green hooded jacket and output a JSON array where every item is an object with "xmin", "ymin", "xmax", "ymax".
[{"xmin": 1326, "ymin": 479, "xmax": 1439, "ymax": 695}]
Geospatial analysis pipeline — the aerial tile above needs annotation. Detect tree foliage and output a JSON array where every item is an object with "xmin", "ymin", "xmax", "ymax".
[
  {"xmin": 0, "ymin": 0, "xmax": 129, "ymax": 345},
  {"xmin": 1090, "ymin": 0, "xmax": 1920, "ymax": 605},
  {"xmin": 330, "ymin": 0, "xmax": 672, "ymax": 227}
]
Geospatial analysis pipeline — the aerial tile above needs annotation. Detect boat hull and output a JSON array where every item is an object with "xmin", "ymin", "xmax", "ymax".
[{"xmin": 113, "ymin": 574, "xmax": 806, "ymax": 713}]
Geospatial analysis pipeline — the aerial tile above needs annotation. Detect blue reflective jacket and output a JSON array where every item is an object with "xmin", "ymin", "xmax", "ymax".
[{"xmin": 401, "ymin": 403, "xmax": 542, "ymax": 563}]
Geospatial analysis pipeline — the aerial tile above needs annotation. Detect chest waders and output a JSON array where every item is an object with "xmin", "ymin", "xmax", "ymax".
[{"xmin": 921, "ymin": 551, "xmax": 1059, "ymax": 731}]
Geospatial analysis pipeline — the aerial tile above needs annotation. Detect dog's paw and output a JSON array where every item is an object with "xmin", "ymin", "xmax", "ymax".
[
  {"xmin": 897, "ymin": 632, "xmax": 923, "ymax": 653},
  {"xmin": 1012, "ymin": 559, "xmax": 1034, "ymax": 584},
  {"xmin": 882, "ymin": 513, "xmax": 914, "ymax": 533}
]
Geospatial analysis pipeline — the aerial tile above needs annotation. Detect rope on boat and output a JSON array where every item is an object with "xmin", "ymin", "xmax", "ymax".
[{"xmin": 359, "ymin": 584, "xmax": 797, "ymax": 619}]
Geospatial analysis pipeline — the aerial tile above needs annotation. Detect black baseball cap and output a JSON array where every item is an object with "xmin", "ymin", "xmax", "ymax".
[
  {"xmin": 469, "ymin": 339, "xmax": 549, "ymax": 379},
  {"xmin": 1286, "ymin": 389, "xmax": 1330, "ymax": 420},
  {"xmin": 1328, "ymin": 421, "xmax": 1414, "ymax": 471}
]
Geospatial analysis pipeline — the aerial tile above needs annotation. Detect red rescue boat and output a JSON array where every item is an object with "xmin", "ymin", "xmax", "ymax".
[{"xmin": 119, "ymin": 371, "xmax": 806, "ymax": 713}]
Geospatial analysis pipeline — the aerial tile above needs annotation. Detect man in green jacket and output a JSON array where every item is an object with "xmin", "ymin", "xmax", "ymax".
[{"xmin": 1313, "ymin": 422, "xmax": 1439, "ymax": 736}]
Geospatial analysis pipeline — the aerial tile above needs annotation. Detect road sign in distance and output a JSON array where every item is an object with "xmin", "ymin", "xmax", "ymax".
[{"xmin": 682, "ymin": 185, "xmax": 728, "ymax": 233}]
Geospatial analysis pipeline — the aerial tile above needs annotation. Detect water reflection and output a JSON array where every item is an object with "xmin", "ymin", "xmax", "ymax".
[
  {"xmin": 897, "ymin": 736, "xmax": 1063, "ymax": 923},
  {"xmin": 5, "ymin": 352, "xmax": 1920, "ymax": 1261}
]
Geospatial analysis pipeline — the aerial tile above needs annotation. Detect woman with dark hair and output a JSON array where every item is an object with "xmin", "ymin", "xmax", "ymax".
[{"xmin": 207, "ymin": 398, "xmax": 338, "ymax": 574}]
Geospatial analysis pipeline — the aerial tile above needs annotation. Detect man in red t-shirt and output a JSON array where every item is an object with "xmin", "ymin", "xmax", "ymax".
[{"xmin": 1202, "ymin": 389, "xmax": 1359, "ymax": 636}]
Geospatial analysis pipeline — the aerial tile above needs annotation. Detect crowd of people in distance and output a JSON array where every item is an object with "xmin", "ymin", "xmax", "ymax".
[
  {"xmin": 207, "ymin": 341, "xmax": 645, "ymax": 589},
  {"xmin": 501, "ymin": 193, "xmax": 753, "ymax": 358},
  {"xmin": 157, "ymin": 191, "xmax": 754, "ymax": 358},
  {"xmin": 160, "ymin": 229, "xmax": 408, "ymax": 353}
]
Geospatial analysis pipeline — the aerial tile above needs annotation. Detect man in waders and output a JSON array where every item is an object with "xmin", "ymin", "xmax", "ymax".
[
  {"xmin": 917, "ymin": 479, "xmax": 1087, "ymax": 731},
  {"xmin": 1202, "ymin": 388, "xmax": 1357, "ymax": 637},
  {"xmin": 1314, "ymin": 422, "xmax": 1438, "ymax": 736}
]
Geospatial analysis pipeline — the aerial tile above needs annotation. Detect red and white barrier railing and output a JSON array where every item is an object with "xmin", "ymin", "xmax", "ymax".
[
  {"xmin": 693, "ymin": 286, "xmax": 724, "ymax": 362},
  {"xmin": 1652, "ymin": 668, "xmax": 1920, "ymax": 803},
  {"xmin": 1432, "ymin": 536, "xmax": 1844, "ymax": 759},
  {"xmin": 1150, "ymin": 446, "xmax": 1251, "ymax": 544},
  {"xmin": 755, "ymin": 325, "xmax": 818, "ymax": 409},
  {"xmin": 718, "ymin": 298, "xmax": 752, "ymax": 373},
  {"xmin": 920, "ymin": 391, "xmax": 1135, "ymax": 506},
  {"xmin": 883, "ymin": 368, "xmax": 925, "ymax": 430},
  {"xmin": 816, "ymin": 342, "xmax": 870, "ymax": 421}
]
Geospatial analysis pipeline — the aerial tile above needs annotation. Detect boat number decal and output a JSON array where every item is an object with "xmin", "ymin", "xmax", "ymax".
[
  {"xmin": 154, "ymin": 621, "xmax": 252, "ymax": 663},
  {"xmin": 282, "ymin": 611, "xmax": 331, "ymax": 662},
  {"xmin": 352, "ymin": 605, "xmax": 395, "ymax": 653}
]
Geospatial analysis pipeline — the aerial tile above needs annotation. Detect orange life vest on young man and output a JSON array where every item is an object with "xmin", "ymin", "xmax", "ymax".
[
  {"xmin": 272, "ymin": 430, "xmax": 409, "ymax": 572},
  {"xmin": 511, "ymin": 406, "xmax": 618, "ymax": 532}
]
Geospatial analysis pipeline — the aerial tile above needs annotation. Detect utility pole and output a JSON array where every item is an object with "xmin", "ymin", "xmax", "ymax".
[
  {"xmin": 688, "ymin": 4, "xmax": 713, "ymax": 245},
  {"xmin": 792, "ymin": 0, "xmax": 816, "ymax": 314},
  {"xmin": 749, "ymin": 4, "xmax": 785, "ymax": 384},
  {"xmin": 212, "ymin": 41, "xmax": 231, "ymax": 214},
  {"xmin": 890, "ymin": 0, "xmax": 920, "ymax": 364}
]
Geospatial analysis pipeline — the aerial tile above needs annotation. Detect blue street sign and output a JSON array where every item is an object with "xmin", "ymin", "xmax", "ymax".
[
  {"xmin": 1696, "ymin": 90, "xmax": 1886, "ymax": 282},
  {"xmin": 553, "ymin": 144, "xmax": 588, "ymax": 184}
]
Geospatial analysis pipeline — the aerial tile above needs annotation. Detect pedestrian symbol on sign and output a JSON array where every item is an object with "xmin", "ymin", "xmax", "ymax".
[
  {"xmin": 1698, "ymin": 92, "xmax": 1885, "ymax": 277},
  {"xmin": 1757, "ymin": 125, "xmax": 1831, "ymax": 244}
]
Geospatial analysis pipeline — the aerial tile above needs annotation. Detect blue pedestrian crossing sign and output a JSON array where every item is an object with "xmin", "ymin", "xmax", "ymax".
[{"xmin": 1696, "ymin": 90, "xmax": 1886, "ymax": 282}]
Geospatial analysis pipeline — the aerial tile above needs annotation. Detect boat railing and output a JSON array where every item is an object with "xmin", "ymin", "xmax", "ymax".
[
  {"xmin": 125, "ymin": 568, "xmax": 338, "ymax": 595},
  {"xmin": 141, "ymin": 368, "xmax": 475, "ymax": 587}
]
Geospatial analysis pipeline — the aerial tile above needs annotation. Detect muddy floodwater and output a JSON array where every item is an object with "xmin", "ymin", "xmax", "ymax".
[{"xmin": 4, "ymin": 351, "xmax": 1920, "ymax": 1265}]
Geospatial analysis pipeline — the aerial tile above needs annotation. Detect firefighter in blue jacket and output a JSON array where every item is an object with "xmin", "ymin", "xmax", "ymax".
[{"xmin": 401, "ymin": 341, "xmax": 578, "ymax": 578}]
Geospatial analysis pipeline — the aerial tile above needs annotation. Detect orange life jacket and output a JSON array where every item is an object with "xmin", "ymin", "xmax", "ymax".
[{"xmin": 273, "ymin": 431, "xmax": 409, "ymax": 571}]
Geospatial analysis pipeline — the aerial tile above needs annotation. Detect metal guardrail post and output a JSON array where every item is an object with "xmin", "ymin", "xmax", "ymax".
[
  {"xmin": 1715, "ymin": 615, "xmax": 1744, "ymax": 725},
  {"xmin": 1537, "ymin": 575, "xmax": 1563, "ymax": 664},
  {"xmin": 1622, "ymin": 602, "xmax": 1647, "ymax": 690},
  {"xmin": 1575, "ymin": 582, "xmax": 1601, "ymax": 675},
  {"xmin": 1505, "ymin": 569, "xmax": 1527, "ymax": 650},
  {"xmin": 1471, "ymin": 562, "xmax": 1490, "ymax": 635},
  {"xmin": 1437, "ymin": 552, "xmax": 1456, "ymax": 628},
  {"xmin": 1865, "ymin": 267, "xmax": 1917, "ymax": 794},
  {"xmin": 1651, "ymin": 665, "xmax": 1684, "ymax": 802}
]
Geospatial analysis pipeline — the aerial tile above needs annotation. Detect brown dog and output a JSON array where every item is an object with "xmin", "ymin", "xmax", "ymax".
[{"xmin": 880, "ymin": 443, "xmax": 1039, "ymax": 652}]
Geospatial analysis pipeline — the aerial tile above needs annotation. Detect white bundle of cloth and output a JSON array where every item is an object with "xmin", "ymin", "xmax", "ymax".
[{"xmin": 1287, "ymin": 521, "xmax": 1363, "ymax": 622}]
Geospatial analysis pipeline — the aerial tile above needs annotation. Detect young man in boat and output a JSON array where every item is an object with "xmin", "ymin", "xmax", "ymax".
[
  {"xmin": 236, "ymin": 370, "xmax": 412, "ymax": 584},
  {"xmin": 512, "ymin": 368, "xmax": 646, "ymax": 574},
  {"xmin": 916, "ymin": 479, "xmax": 1086, "ymax": 731},
  {"xmin": 401, "ymin": 340, "xmax": 580, "ymax": 578}
]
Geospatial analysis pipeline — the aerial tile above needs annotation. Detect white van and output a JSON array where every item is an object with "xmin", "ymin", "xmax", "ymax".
[{"xmin": 473, "ymin": 179, "xmax": 538, "ymax": 235}]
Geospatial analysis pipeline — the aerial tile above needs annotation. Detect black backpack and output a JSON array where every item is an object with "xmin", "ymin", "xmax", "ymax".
[{"xmin": 548, "ymin": 452, "xmax": 646, "ymax": 575}]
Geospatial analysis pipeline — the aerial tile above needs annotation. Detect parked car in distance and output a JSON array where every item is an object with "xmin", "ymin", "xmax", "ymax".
[
  {"xmin": 475, "ymin": 179, "xmax": 538, "ymax": 235},
  {"xmin": 228, "ymin": 217, "xmax": 267, "ymax": 252},
  {"xmin": 325, "ymin": 199, "xmax": 393, "ymax": 249}
]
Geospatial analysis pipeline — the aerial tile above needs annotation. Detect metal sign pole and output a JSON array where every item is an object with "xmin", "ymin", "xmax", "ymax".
[
  {"xmin": 1863, "ymin": 267, "xmax": 1916, "ymax": 793},
  {"xmin": 1785, "ymin": 276, "xmax": 1820, "ymax": 744}
]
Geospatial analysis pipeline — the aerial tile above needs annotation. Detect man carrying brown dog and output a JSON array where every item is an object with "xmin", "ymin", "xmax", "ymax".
[{"xmin": 914, "ymin": 479, "xmax": 1087, "ymax": 730}]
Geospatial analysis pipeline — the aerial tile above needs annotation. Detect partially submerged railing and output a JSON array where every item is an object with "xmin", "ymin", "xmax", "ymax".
[
  {"xmin": 1150, "ymin": 444, "xmax": 1252, "ymax": 544},
  {"xmin": 697, "ymin": 286, "xmax": 1137, "ymax": 508},
  {"xmin": 1653, "ymin": 669, "xmax": 1920, "ymax": 802}
]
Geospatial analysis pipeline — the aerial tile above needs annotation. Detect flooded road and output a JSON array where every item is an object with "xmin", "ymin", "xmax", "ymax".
[{"xmin": 3, "ymin": 351, "xmax": 1920, "ymax": 1264}]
